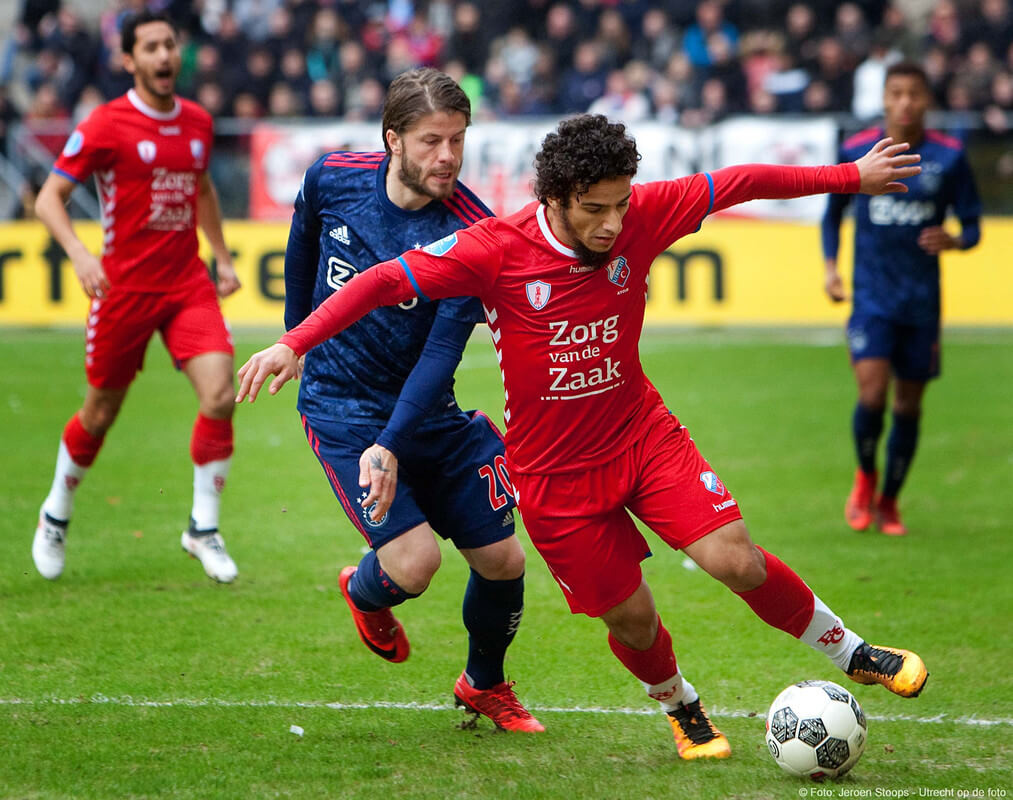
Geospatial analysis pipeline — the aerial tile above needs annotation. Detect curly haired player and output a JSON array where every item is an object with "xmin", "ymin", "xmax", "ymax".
[{"xmin": 239, "ymin": 114, "xmax": 929, "ymax": 759}]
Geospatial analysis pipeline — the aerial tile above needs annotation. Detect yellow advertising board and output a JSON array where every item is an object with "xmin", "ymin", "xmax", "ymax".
[{"xmin": 0, "ymin": 218, "xmax": 1009, "ymax": 327}]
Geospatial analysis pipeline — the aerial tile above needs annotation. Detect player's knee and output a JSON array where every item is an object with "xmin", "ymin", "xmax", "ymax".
[
  {"xmin": 199, "ymin": 383, "xmax": 236, "ymax": 419},
  {"xmin": 392, "ymin": 549, "xmax": 442, "ymax": 595},
  {"xmin": 717, "ymin": 545, "xmax": 766, "ymax": 592},
  {"xmin": 80, "ymin": 404, "xmax": 119, "ymax": 436}
]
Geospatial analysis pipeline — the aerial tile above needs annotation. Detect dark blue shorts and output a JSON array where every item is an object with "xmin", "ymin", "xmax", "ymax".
[
  {"xmin": 301, "ymin": 410, "xmax": 516, "ymax": 550},
  {"xmin": 846, "ymin": 313, "xmax": 940, "ymax": 381}
]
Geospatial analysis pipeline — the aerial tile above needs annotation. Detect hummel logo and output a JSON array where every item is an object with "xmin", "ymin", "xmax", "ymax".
[{"xmin": 329, "ymin": 225, "xmax": 350, "ymax": 245}]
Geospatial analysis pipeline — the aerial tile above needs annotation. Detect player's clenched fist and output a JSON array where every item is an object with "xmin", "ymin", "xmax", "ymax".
[{"xmin": 236, "ymin": 342, "xmax": 299, "ymax": 402}]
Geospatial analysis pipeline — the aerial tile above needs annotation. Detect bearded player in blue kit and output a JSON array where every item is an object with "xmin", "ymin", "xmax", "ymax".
[
  {"xmin": 822, "ymin": 62, "xmax": 982, "ymax": 536},
  {"xmin": 284, "ymin": 68, "xmax": 542, "ymax": 731}
]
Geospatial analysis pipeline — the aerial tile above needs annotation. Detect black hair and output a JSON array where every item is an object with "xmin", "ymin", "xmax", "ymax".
[
  {"xmin": 120, "ymin": 11, "xmax": 177, "ymax": 56},
  {"xmin": 885, "ymin": 61, "xmax": 930, "ymax": 91},
  {"xmin": 533, "ymin": 114, "xmax": 641, "ymax": 205}
]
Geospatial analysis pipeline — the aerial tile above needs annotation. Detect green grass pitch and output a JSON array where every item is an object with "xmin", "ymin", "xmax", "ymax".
[{"xmin": 1, "ymin": 327, "xmax": 1010, "ymax": 799}]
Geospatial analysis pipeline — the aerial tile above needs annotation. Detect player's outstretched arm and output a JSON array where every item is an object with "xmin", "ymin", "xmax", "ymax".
[
  {"xmin": 235, "ymin": 342, "xmax": 299, "ymax": 402},
  {"xmin": 854, "ymin": 138, "xmax": 921, "ymax": 195},
  {"xmin": 358, "ymin": 444, "xmax": 398, "ymax": 521}
]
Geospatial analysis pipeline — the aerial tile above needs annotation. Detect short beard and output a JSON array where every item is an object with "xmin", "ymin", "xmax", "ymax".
[
  {"xmin": 558, "ymin": 205, "xmax": 613, "ymax": 269},
  {"xmin": 398, "ymin": 154, "xmax": 455, "ymax": 201}
]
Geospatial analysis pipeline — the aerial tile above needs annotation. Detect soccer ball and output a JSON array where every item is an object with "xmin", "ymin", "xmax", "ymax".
[{"xmin": 765, "ymin": 680, "xmax": 868, "ymax": 780}]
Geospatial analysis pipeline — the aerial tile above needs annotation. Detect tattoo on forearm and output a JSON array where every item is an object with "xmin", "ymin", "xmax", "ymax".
[{"xmin": 370, "ymin": 454, "xmax": 390, "ymax": 473}]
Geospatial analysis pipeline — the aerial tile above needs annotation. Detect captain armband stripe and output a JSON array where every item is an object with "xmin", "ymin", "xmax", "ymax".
[
  {"xmin": 397, "ymin": 257, "xmax": 430, "ymax": 303},
  {"xmin": 694, "ymin": 172, "xmax": 715, "ymax": 233}
]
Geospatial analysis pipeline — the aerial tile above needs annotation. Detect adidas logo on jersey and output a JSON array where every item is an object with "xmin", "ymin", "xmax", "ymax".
[{"xmin": 329, "ymin": 225, "xmax": 351, "ymax": 245}]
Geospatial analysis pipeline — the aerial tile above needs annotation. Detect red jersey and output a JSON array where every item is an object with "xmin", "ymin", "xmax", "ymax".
[
  {"xmin": 282, "ymin": 163, "xmax": 860, "ymax": 475},
  {"xmin": 52, "ymin": 89, "xmax": 213, "ymax": 293}
]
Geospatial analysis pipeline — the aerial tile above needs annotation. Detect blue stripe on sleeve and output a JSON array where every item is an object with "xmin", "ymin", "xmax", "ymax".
[
  {"xmin": 397, "ymin": 256, "xmax": 430, "ymax": 303},
  {"xmin": 52, "ymin": 167, "xmax": 81, "ymax": 184},
  {"xmin": 694, "ymin": 172, "xmax": 715, "ymax": 232}
]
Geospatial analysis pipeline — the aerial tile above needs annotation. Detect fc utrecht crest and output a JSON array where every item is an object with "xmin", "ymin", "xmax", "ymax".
[
  {"xmin": 605, "ymin": 256, "xmax": 630, "ymax": 287},
  {"xmin": 137, "ymin": 140, "xmax": 157, "ymax": 163},
  {"xmin": 526, "ymin": 280, "xmax": 551, "ymax": 310},
  {"xmin": 699, "ymin": 471, "xmax": 725, "ymax": 495},
  {"xmin": 190, "ymin": 138, "xmax": 205, "ymax": 162}
]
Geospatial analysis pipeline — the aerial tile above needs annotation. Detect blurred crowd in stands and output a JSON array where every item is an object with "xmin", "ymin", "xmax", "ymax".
[{"xmin": 2, "ymin": 0, "xmax": 1012, "ymax": 217}]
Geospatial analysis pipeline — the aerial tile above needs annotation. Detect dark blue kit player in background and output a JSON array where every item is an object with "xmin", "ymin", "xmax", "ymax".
[
  {"xmin": 822, "ymin": 61, "xmax": 982, "ymax": 537},
  {"xmin": 283, "ymin": 69, "xmax": 543, "ymax": 732}
]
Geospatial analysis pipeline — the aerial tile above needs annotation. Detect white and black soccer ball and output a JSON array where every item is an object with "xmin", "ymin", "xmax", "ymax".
[{"xmin": 765, "ymin": 680, "xmax": 868, "ymax": 780}]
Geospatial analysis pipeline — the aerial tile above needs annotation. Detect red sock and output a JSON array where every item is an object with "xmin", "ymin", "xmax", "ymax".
[
  {"xmin": 735, "ymin": 547, "xmax": 814, "ymax": 638},
  {"xmin": 63, "ymin": 413, "xmax": 104, "ymax": 467},
  {"xmin": 190, "ymin": 414, "xmax": 233, "ymax": 465},
  {"xmin": 608, "ymin": 616, "xmax": 678, "ymax": 685}
]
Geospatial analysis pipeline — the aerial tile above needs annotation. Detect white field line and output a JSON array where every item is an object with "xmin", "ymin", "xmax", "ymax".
[{"xmin": 0, "ymin": 695, "xmax": 1009, "ymax": 727}]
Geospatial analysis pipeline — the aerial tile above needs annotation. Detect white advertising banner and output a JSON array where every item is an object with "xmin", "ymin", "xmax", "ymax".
[{"xmin": 249, "ymin": 117, "xmax": 838, "ymax": 221}]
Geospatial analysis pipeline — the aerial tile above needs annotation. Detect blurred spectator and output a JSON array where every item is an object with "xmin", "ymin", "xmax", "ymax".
[
  {"xmin": 232, "ymin": 91, "xmax": 264, "ymax": 121},
  {"xmin": 195, "ymin": 80, "xmax": 228, "ymax": 118},
  {"xmin": 395, "ymin": 11, "xmax": 444, "ymax": 67},
  {"xmin": 494, "ymin": 76, "xmax": 553, "ymax": 115},
  {"xmin": 983, "ymin": 70, "xmax": 1013, "ymax": 132},
  {"xmin": 924, "ymin": 0, "xmax": 962, "ymax": 56},
  {"xmin": 308, "ymin": 79, "xmax": 341, "ymax": 118},
  {"xmin": 263, "ymin": 6, "xmax": 300, "ymax": 62},
  {"xmin": 966, "ymin": 0, "xmax": 1013, "ymax": 60},
  {"xmin": 595, "ymin": 8, "xmax": 633, "ymax": 70},
  {"xmin": 764, "ymin": 51, "xmax": 810, "ymax": 112},
  {"xmin": 0, "ymin": 86, "xmax": 20, "ymax": 158},
  {"xmin": 922, "ymin": 45, "xmax": 951, "ymax": 105},
  {"xmin": 495, "ymin": 27, "xmax": 540, "ymax": 86},
  {"xmin": 588, "ymin": 67, "xmax": 651, "ymax": 121},
  {"xmin": 683, "ymin": 1, "xmax": 739, "ymax": 68},
  {"xmin": 648, "ymin": 77, "xmax": 680, "ymax": 124},
  {"xmin": 233, "ymin": 0, "xmax": 284, "ymax": 43},
  {"xmin": 344, "ymin": 76, "xmax": 385, "ymax": 121},
  {"xmin": 813, "ymin": 36, "xmax": 855, "ymax": 110},
  {"xmin": 445, "ymin": 2, "xmax": 488, "ymax": 73},
  {"xmin": 631, "ymin": 8, "xmax": 679, "ymax": 72},
  {"xmin": 278, "ymin": 48, "xmax": 312, "ymax": 108},
  {"xmin": 834, "ymin": 3, "xmax": 871, "ymax": 67},
  {"xmin": 559, "ymin": 41, "xmax": 608, "ymax": 113},
  {"xmin": 542, "ymin": 2, "xmax": 580, "ymax": 73},
  {"xmin": 306, "ymin": 8, "xmax": 346, "ymax": 82},
  {"xmin": 71, "ymin": 85, "xmax": 103, "ymax": 125},
  {"xmin": 877, "ymin": 3, "xmax": 922, "ymax": 57},
  {"xmin": 681, "ymin": 76, "xmax": 733, "ymax": 126},
  {"xmin": 267, "ymin": 82, "xmax": 303, "ymax": 117},
  {"xmin": 852, "ymin": 33, "xmax": 903, "ymax": 118},
  {"xmin": 239, "ymin": 46, "xmax": 277, "ymax": 109},
  {"xmin": 784, "ymin": 3, "xmax": 821, "ymax": 72},
  {"xmin": 962, "ymin": 41, "xmax": 1000, "ymax": 108},
  {"xmin": 706, "ymin": 30, "xmax": 748, "ymax": 111},
  {"xmin": 23, "ymin": 81, "xmax": 69, "ymax": 158}
]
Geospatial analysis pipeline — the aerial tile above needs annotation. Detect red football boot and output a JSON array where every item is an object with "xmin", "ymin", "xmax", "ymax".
[
  {"xmin": 338, "ymin": 566, "xmax": 410, "ymax": 663},
  {"xmin": 874, "ymin": 495, "xmax": 908, "ymax": 536},
  {"xmin": 845, "ymin": 469, "xmax": 877, "ymax": 531},
  {"xmin": 454, "ymin": 672, "xmax": 545, "ymax": 732}
]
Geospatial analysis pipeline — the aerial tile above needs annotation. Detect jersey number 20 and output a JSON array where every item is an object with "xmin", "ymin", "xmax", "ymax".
[{"xmin": 478, "ymin": 455, "xmax": 513, "ymax": 510}]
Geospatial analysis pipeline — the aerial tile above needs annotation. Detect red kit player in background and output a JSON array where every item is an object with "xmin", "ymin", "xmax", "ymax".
[
  {"xmin": 32, "ymin": 11, "xmax": 241, "ymax": 583},
  {"xmin": 238, "ymin": 115, "xmax": 930, "ymax": 758}
]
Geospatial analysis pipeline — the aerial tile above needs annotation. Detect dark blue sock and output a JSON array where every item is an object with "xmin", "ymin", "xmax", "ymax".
[
  {"xmin": 852, "ymin": 403, "xmax": 885, "ymax": 474},
  {"xmin": 883, "ymin": 412, "xmax": 920, "ymax": 498},
  {"xmin": 348, "ymin": 549, "xmax": 419, "ymax": 612},
  {"xmin": 462, "ymin": 569, "xmax": 524, "ymax": 690}
]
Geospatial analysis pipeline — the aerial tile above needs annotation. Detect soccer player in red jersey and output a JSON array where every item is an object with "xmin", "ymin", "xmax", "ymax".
[
  {"xmin": 32, "ymin": 11, "xmax": 241, "ymax": 583},
  {"xmin": 238, "ymin": 115, "xmax": 930, "ymax": 758}
]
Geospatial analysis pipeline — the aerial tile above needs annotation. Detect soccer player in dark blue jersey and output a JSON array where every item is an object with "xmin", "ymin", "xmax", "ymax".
[
  {"xmin": 284, "ymin": 69, "xmax": 542, "ymax": 731},
  {"xmin": 822, "ymin": 62, "xmax": 982, "ymax": 536}
]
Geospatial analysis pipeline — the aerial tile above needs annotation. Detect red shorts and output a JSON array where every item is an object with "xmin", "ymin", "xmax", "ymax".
[
  {"xmin": 85, "ymin": 278, "xmax": 233, "ymax": 389},
  {"xmin": 512, "ymin": 409, "xmax": 743, "ymax": 617}
]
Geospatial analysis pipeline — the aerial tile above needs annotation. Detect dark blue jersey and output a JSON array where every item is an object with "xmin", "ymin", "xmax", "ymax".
[
  {"xmin": 285, "ymin": 151, "xmax": 491, "ymax": 425},
  {"xmin": 822, "ymin": 127, "xmax": 982, "ymax": 324}
]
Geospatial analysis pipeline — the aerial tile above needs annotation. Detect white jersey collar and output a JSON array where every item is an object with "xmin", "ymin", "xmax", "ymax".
[
  {"xmin": 536, "ymin": 203, "xmax": 577, "ymax": 257},
  {"xmin": 127, "ymin": 89, "xmax": 181, "ymax": 120}
]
